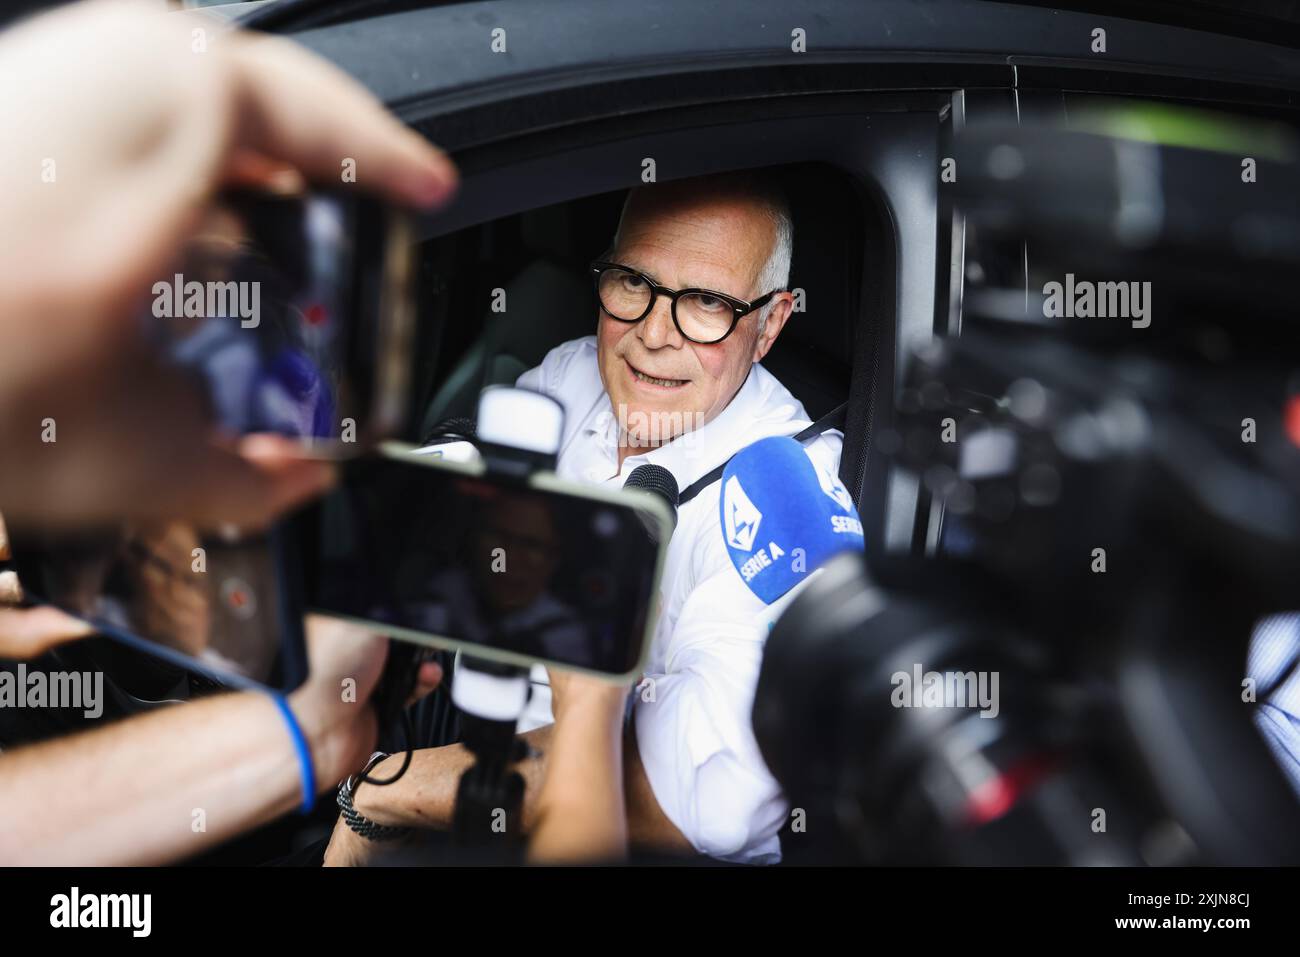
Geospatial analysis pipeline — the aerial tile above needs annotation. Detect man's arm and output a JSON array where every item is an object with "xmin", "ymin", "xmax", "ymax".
[
  {"xmin": 0, "ymin": 616, "xmax": 413, "ymax": 865},
  {"xmin": 525, "ymin": 670, "xmax": 637, "ymax": 863},
  {"xmin": 623, "ymin": 723, "xmax": 695, "ymax": 853},
  {"xmin": 324, "ymin": 726, "xmax": 548, "ymax": 865},
  {"xmin": 366, "ymin": 726, "xmax": 550, "ymax": 828},
  {"xmin": 324, "ymin": 718, "xmax": 694, "ymax": 864},
  {"xmin": 1, "ymin": 689, "xmax": 341, "ymax": 864}
]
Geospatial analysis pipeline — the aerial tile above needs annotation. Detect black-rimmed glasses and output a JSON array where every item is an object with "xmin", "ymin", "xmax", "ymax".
[{"xmin": 590, "ymin": 260, "xmax": 781, "ymax": 344}]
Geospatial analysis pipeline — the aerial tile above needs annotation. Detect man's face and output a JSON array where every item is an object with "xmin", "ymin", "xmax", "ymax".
[
  {"xmin": 472, "ymin": 497, "xmax": 559, "ymax": 611},
  {"xmin": 596, "ymin": 192, "xmax": 792, "ymax": 450}
]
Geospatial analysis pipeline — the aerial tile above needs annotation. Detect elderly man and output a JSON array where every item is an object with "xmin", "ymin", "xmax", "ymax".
[{"xmin": 326, "ymin": 171, "xmax": 844, "ymax": 865}]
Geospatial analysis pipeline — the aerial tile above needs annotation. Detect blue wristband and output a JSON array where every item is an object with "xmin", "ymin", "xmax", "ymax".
[{"xmin": 271, "ymin": 694, "xmax": 316, "ymax": 814}]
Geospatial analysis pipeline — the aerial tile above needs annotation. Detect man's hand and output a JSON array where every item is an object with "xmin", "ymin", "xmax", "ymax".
[
  {"xmin": 0, "ymin": 1, "xmax": 458, "ymax": 530},
  {"xmin": 546, "ymin": 666, "xmax": 629, "ymax": 723},
  {"xmin": 124, "ymin": 523, "xmax": 211, "ymax": 658},
  {"xmin": 289, "ymin": 616, "xmax": 444, "ymax": 790},
  {"xmin": 321, "ymin": 670, "xmax": 696, "ymax": 865},
  {"xmin": 526, "ymin": 669, "xmax": 630, "ymax": 863},
  {"xmin": 322, "ymin": 724, "xmax": 553, "ymax": 866},
  {"xmin": 322, "ymin": 670, "xmax": 629, "ymax": 866},
  {"xmin": 0, "ymin": 509, "xmax": 94, "ymax": 659}
]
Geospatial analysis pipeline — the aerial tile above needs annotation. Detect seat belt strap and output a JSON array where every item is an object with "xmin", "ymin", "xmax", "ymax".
[{"xmin": 676, "ymin": 400, "xmax": 848, "ymax": 506}]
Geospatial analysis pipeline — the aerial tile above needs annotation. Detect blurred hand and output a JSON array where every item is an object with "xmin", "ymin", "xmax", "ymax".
[
  {"xmin": 125, "ymin": 523, "xmax": 211, "ymax": 658},
  {"xmin": 0, "ymin": 0, "xmax": 458, "ymax": 530},
  {"xmin": 408, "ymin": 656, "xmax": 445, "ymax": 708},
  {"xmin": 0, "ymin": 509, "xmax": 93, "ymax": 659},
  {"xmin": 290, "ymin": 615, "xmax": 443, "ymax": 790},
  {"xmin": 318, "ymin": 645, "xmax": 443, "ymax": 868},
  {"xmin": 526, "ymin": 668, "xmax": 631, "ymax": 864},
  {"xmin": 546, "ymin": 666, "xmax": 630, "ymax": 724}
]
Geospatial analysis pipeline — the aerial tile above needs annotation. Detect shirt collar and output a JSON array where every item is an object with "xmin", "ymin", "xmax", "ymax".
[{"xmin": 590, "ymin": 363, "xmax": 802, "ymax": 489}]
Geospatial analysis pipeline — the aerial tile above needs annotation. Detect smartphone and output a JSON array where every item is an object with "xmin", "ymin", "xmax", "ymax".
[
  {"xmin": 287, "ymin": 445, "xmax": 672, "ymax": 681},
  {"xmin": 8, "ymin": 525, "xmax": 307, "ymax": 694},
  {"xmin": 146, "ymin": 189, "xmax": 416, "ymax": 452}
]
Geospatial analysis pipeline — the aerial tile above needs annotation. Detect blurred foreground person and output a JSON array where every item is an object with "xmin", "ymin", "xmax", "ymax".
[{"xmin": 0, "ymin": 1, "xmax": 625, "ymax": 865}]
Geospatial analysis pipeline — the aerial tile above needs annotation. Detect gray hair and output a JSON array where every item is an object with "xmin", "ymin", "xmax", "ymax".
[
  {"xmin": 755, "ymin": 199, "xmax": 793, "ymax": 333},
  {"xmin": 610, "ymin": 172, "xmax": 793, "ymax": 334}
]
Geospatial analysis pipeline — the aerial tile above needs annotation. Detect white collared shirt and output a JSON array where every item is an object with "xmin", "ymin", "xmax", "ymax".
[{"xmin": 516, "ymin": 336, "xmax": 843, "ymax": 863}]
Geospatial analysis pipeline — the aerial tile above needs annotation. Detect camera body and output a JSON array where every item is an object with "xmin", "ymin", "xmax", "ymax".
[{"xmin": 754, "ymin": 115, "xmax": 1300, "ymax": 866}]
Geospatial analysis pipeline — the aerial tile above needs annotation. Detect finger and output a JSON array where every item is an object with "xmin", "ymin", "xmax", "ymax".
[
  {"xmin": 222, "ymin": 149, "xmax": 307, "ymax": 196},
  {"xmin": 197, "ymin": 434, "xmax": 334, "ymax": 528},
  {"xmin": 0, "ymin": 346, "xmax": 336, "ymax": 529},
  {"xmin": 406, "ymin": 659, "xmax": 444, "ymax": 707},
  {"xmin": 0, "ymin": 5, "xmax": 252, "ymax": 339},
  {"xmin": 0, "ymin": 606, "xmax": 93, "ymax": 660},
  {"xmin": 183, "ymin": 444, "xmax": 335, "ymax": 532},
  {"xmin": 303, "ymin": 612, "xmax": 386, "ymax": 667},
  {"xmin": 217, "ymin": 433, "xmax": 340, "ymax": 525},
  {"xmin": 7, "ymin": 422, "xmax": 336, "ymax": 532},
  {"xmin": 0, "ymin": 570, "xmax": 22, "ymax": 605},
  {"xmin": 227, "ymin": 34, "xmax": 458, "ymax": 209}
]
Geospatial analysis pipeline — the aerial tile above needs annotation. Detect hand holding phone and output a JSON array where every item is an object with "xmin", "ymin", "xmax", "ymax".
[
  {"xmin": 0, "ymin": 509, "xmax": 93, "ymax": 660},
  {"xmin": 155, "ymin": 190, "xmax": 417, "ymax": 455}
]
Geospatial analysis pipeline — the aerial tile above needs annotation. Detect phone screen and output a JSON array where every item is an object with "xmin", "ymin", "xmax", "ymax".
[
  {"xmin": 146, "ymin": 190, "xmax": 414, "ymax": 449},
  {"xmin": 292, "ymin": 452, "xmax": 668, "ymax": 678},
  {"xmin": 9, "ymin": 526, "xmax": 306, "ymax": 693}
]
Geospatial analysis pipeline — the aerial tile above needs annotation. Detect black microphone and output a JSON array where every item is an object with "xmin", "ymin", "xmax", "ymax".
[
  {"xmin": 420, "ymin": 415, "xmax": 476, "ymax": 446},
  {"xmin": 624, "ymin": 464, "xmax": 679, "ymax": 530}
]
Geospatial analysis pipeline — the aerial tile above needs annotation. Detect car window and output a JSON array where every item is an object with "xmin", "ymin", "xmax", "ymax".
[{"xmin": 410, "ymin": 162, "xmax": 865, "ymax": 440}]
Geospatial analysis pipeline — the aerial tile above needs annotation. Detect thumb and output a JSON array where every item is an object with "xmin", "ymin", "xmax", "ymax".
[
  {"xmin": 406, "ymin": 659, "xmax": 445, "ymax": 708},
  {"xmin": 0, "ymin": 605, "xmax": 93, "ymax": 660}
]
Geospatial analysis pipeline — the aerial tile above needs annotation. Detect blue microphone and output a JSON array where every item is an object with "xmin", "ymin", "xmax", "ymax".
[{"xmin": 720, "ymin": 435, "xmax": 864, "ymax": 605}]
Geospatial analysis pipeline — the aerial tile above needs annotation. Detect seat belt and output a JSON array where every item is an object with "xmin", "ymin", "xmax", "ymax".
[{"xmin": 677, "ymin": 400, "xmax": 848, "ymax": 506}]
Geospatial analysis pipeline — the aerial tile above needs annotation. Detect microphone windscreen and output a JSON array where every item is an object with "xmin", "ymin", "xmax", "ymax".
[
  {"xmin": 721, "ymin": 435, "xmax": 863, "ymax": 604},
  {"xmin": 415, "ymin": 416, "xmax": 480, "ymax": 463},
  {"xmin": 411, "ymin": 440, "xmax": 480, "ymax": 464},
  {"xmin": 624, "ymin": 464, "xmax": 679, "ymax": 510},
  {"xmin": 422, "ymin": 416, "xmax": 477, "ymax": 444}
]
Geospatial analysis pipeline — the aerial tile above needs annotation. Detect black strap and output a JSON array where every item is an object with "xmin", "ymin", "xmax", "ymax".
[{"xmin": 677, "ymin": 401, "xmax": 848, "ymax": 506}]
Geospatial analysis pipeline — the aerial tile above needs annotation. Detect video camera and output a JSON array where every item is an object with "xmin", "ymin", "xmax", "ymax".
[{"xmin": 754, "ymin": 105, "xmax": 1300, "ymax": 865}]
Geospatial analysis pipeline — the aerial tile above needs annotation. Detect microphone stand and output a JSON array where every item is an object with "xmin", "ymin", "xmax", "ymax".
[{"xmin": 450, "ymin": 653, "xmax": 532, "ymax": 848}]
